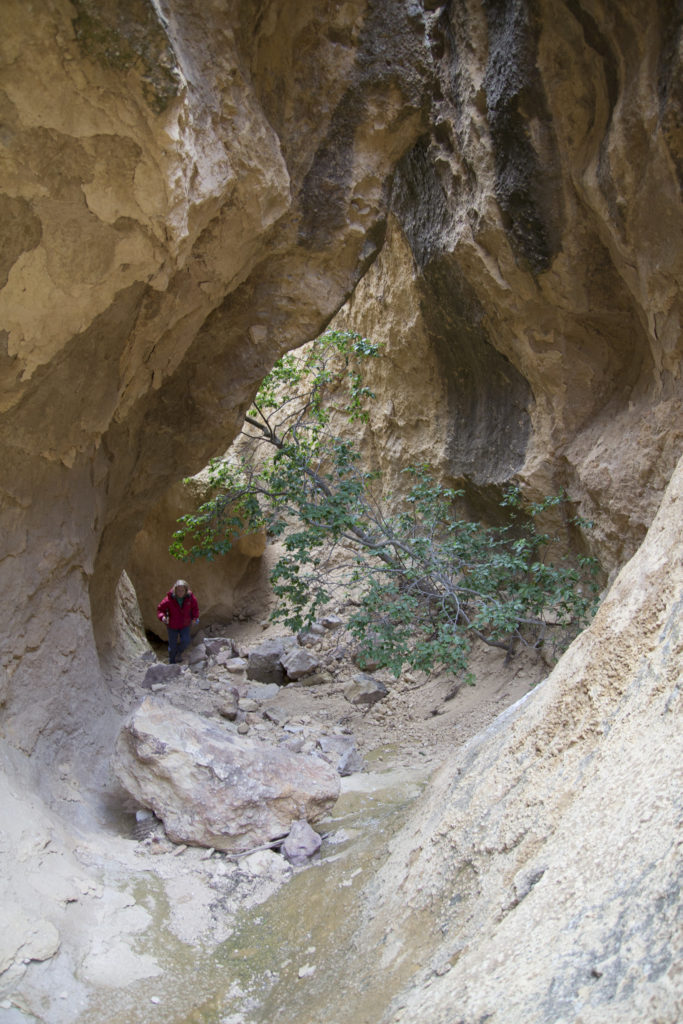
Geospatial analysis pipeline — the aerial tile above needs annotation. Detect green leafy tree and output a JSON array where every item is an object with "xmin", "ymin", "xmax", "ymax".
[{"xmin": 171, "ymin": 330, "xmax": 601, "ymax": 679}]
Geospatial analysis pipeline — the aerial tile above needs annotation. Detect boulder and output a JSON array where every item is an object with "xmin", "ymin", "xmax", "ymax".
[
  {"xmin": 282, "ymin": 820, "xmax": 322, "ymax": 865},
  {"xmin": 112, "ymin": 697, "xmax": 340, "ymax": 852},
  {"xmin": 344, "ymin": 673, "xmax": 389, "ymax": 706},
  {"xmin": 247, "ymin": 637, "xmax": 291, "ymax": 684},
  {"xmin": 281, "ymin": 645, "xmax": 320, "ymax": 681}
]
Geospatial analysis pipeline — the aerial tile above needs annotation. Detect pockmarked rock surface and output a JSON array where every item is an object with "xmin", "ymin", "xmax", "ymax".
[
  {"xmin": 0, "ymin": 0, "xmax": 429, "ymax": 755},
  {"xmin": 113, "ymin": 696, "xmax": 341, "ymax": 852}
]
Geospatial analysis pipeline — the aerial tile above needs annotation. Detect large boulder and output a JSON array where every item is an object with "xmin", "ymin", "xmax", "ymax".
[{"xmin": 112, "ymin": 696, "xmax": 340, "ymax": 852}]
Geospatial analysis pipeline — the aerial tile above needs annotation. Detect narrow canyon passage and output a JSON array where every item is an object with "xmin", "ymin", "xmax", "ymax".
[{"xmin": 0, "ymin": 1, "xmax": 681, "ymax": 1021}]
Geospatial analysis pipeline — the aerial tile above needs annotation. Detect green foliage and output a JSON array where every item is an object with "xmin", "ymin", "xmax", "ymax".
[{"xmin": 171, "ymin": 329, "xmax": 602, "ymax": 679}]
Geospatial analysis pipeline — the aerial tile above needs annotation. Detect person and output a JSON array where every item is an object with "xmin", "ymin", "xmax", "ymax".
[{"xmin": 157, "ymin": 579, "xmax": 199, "ymax": 664}]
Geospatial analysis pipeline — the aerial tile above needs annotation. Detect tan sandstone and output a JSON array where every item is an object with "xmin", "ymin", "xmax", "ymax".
[{"xmin": 0, "ymin": 1, "xmax": 681, "ymax": 1021}]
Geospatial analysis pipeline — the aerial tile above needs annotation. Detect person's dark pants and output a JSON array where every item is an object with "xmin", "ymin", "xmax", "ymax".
[{"xmin": 168, "ymin": 626, "xmax": 191, "ymax": 664}]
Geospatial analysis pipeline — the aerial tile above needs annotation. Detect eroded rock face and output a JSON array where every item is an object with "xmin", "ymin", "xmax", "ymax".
[
  {"xmin": 113, "ymin": 696, "xmax": 340, "ymax": 851},
  {"xmin": 355, "ymin": 452, "xmax": 683, "ymax": 1024},
  {"xmin": 126, "ymin": 474, "xmax": 269, "ymax": 640},
  {"xmin": 0, "ymin": 2, "xmax": 681, "ymax": 1019},
  {"xmin": 0, "ymin": 0, "xmax": 429, "ymax": 760},
  {"xmin": 333, "ymin": 0, "xmax": 682, "ymax": 558}
]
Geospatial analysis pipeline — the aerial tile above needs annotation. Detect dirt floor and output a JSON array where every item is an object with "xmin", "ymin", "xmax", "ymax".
[{"xmin": 140, "ymin": 613, "xmax": 549, "ymax": 776}]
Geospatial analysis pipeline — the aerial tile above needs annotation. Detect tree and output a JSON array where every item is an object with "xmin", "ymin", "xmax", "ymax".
[{"xmin": 170, "ymin": 330, "xmax": 601, "ymax": 679}]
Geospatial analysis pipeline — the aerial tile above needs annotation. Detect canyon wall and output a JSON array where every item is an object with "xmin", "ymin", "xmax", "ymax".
[
  {"xmin": 0, "ymin": 0, "xmax": 430, "ymax": 780},
  {"xmin": 335, "ymin": 0, "xmax": 682, "ymax": 564}
]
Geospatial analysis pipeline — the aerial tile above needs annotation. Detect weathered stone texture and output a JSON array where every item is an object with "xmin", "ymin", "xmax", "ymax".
[
  {"xmin": 113, "ymin": 696, "xmax": 340, "ymax": 851},
  {"xmin": 0, "ymin": 0, "xmax": 429, "ymax": 755},
  {"xmin": 335, "ymin": 0, "xmax": 682, "ymax": 563},
  {"xmin": 358, "ymin": 452, "xmax": 683, "ymax": 1024},
  {"xmin": 0, "ymin": 1, "xmax": 681, "ymax": 1020}
]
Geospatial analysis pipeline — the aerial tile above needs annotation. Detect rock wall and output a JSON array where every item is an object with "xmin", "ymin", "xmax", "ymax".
[
  {"xmin": 359, "ymin": 450, "xmax": 683, "ymax": 1024},
  {"xmin": 0, "ymin": 0, "xmax": 430, "ymax": 772},
  {"xmin": 333, "ymin": 0, "xmax": 682, "ymax": 562},
  {"xmin": 126, "ymin": 473, "xmax": 270, "ymax": 641}
]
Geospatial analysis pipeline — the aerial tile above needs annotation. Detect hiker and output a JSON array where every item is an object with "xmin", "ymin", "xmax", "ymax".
[{"xmin": 157, "ymin": 579, "xmax": 200, "ymax": 664}]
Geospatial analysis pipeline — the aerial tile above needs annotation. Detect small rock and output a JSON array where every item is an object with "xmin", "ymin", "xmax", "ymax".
[
  {"xmin": 246, "ymin": 681, "xmax": 281, "ymax": 700},
  {"xmin": 298, "ymin": 625, "xmax": 327, "ymax": 645},
  {"xmin": 298, "ymin": 963, "xmax": 316, "ymax": 978},
  {"xmin": 263, "ymin": 706, "xmax": 289, "ymax": 726},
  {"xmin": 141, "ymin": 663, "xmax": 182, "ymax": 689},
  {"xmin": 205, "ymin": 638, "xmax": 234, "ymax": 657},
  {"xmin": 282, "ymin": 819, "xmax": 322, "ymax": 865},
  {"xmin": 239, "ymin": 698, "xmax": 259, "ymax": 713},
  {"xmin": 237, "ymin": 722, "xmax": 250, "ymax": 735},
  {"xmin": 318, "ymin": 734, "xmax": 363, "ymax": 776},
  {"xmin": 281, "ymin": 645, "xmax": 319, "ymax": 681},
  {"xmin": 218, "ymin": 653, "xmax": 247, "ymax": 670},
  {"xmin": 343, "ymin": 673, "xmax": 388, "ymax": 706},
  {"xmin": 297, "ymin": 672, "xmax": 330, "ymax": 687},
  {"xmin": 322, "ymin": 614, "xmax": 343, "ymax": 629},
  {"xmin": 216, "ymin": 694, "xmax": 238, "ymax": 721},
  {"xmin": 280, "ymin": 736, "xmax": 305, "ymax": 753},
  {"xmin": 352, "ymin": 652, "xmax": 381, "ymax": 672}
]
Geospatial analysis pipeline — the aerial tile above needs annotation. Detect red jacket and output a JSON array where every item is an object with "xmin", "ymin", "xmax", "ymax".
[{"xmin": 157, "ymin": 590, "xmax": 199, "ymax": 630}]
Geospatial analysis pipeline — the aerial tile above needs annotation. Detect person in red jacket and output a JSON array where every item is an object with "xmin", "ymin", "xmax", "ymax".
[{"xmin": 157, "ymin": 579, "xmax": 199, "ymax": 664}]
